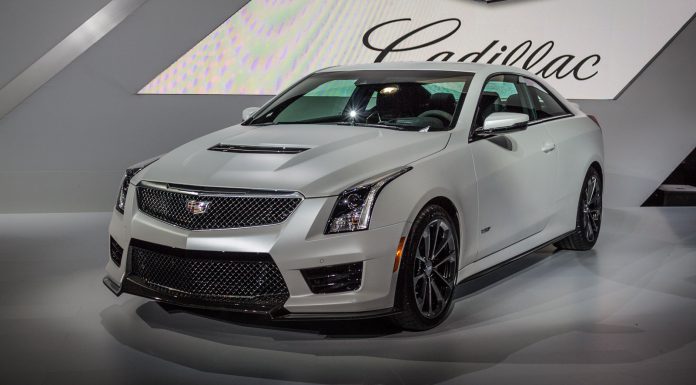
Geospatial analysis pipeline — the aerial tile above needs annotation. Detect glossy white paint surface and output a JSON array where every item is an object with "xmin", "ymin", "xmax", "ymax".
[{"xmin": 106, "ymin": 62, "xmax": 604, "ymax": 314}]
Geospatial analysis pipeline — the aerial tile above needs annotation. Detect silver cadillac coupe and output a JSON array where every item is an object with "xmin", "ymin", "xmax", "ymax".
[{"xmin": 104, "ymin": 62, "xmax": 604, "ymax": 330}]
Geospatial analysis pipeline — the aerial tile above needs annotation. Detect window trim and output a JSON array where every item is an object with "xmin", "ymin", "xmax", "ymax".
[
  {"xmin": 520, "ymin": 76, "xmax": 574, "ymax": 122},
  {"xmin": 469, "ymin": 72, "xmax": 575, "ymax": 142}
]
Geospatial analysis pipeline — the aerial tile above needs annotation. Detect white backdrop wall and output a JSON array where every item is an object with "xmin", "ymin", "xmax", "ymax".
[
  {"xmin": 0, "ymin": 0, "xmax": 694, "ymax": 213},
  {"xmin": 576, "ymin": 24, "xmax": 696, "ymax": 208},
  {"xmin": 141, "ymin": 0, "xmax": 696, "ymax": 100}
]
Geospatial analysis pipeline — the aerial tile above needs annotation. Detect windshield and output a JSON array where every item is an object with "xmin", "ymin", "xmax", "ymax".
[{"xmin": 246, "ymin": 70, "xmax": 473, "ymax": 131}]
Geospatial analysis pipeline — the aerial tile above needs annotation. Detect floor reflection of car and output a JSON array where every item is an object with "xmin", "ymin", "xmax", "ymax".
[{"xmin": 103, "ymin": 62, "xmax": 604, "ymax": 330}]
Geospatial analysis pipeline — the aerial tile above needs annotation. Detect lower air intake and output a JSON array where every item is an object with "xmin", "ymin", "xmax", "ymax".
[
  {"xmin": 301, "ymin": 262, "xmax": 363, "ymax": 294},
  {"xmin": 109, "ymin": 237, "xmax": 123, "ymax": 267},
  {"xmin": 128, "ymin": 240, "xmax": 289, "ymax": 308}
]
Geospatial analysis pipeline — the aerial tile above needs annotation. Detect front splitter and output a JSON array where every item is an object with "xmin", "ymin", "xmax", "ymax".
[{"xmin": 103, "ymin": 276, "xmax": 398, "ymax": 320}]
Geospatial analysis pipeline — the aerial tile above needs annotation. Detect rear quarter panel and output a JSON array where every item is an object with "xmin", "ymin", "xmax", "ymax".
[{"xmin": 545, "ymin": 115, "xmax": 604, "ymax": 232}]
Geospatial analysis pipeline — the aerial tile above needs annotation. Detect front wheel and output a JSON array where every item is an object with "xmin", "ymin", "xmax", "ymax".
[
  {"xmin": 555, "ymin": 167, "xmax": 602, "ymax": 251},
  {"xmin": 391, "ymin": 204, "xmax": 459, "ymax": 331}
]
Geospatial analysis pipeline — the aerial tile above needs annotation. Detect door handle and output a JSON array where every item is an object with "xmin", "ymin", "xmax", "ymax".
[{"xmin": 542, "ymin": 142, "xmax": 556, "ymax": 153}]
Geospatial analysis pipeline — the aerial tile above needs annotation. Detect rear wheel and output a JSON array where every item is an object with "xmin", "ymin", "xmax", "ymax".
[
  {"xmin": 391, "ymin": 204, "xmax": 458, "ymax": 331},
  {"xmin": 555, "ymin": 167, "xmax": 602, "ymax": 251}
]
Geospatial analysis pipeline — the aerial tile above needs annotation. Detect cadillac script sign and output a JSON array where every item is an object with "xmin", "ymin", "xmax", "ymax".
[{"xmin": 140, "ymin": 0, "xmax": 696, "ymax": 99}]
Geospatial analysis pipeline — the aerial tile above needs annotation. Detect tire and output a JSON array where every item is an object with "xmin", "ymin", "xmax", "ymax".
[
  {"xmin": 390, "ymin": 204, "xmax": 459, "ymax": 331},
  {"xmin": 555, "ymin": 167, "xmax": 602, "ymax": 251}
]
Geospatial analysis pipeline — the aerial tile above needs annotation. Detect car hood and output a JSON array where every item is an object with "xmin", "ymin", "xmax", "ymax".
[{"xmin": 139, "ymin": 124, "xmax": 449, "ymax": 197}]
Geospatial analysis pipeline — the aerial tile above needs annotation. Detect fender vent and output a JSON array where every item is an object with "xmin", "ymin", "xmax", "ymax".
[{"xmin": 209, "ymin": 144, "xmax": 309, "ymax": 154}]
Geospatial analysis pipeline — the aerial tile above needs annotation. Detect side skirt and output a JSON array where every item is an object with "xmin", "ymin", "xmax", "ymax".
[{"xmin": 458, "ymin": 230, "xmax": 575, "ymax": 284}]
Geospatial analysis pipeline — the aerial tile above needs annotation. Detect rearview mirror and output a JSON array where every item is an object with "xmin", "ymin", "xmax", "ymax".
[
  {"xmin": 479, "ymin": 112, "xmax": 529, "ymax": 135},
  {"xmin": 242, "ymin": 107, "xmax": 261, "ymax": 121}
]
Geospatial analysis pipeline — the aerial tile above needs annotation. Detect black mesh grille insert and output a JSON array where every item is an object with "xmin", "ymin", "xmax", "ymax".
[
  {"xmin": 128, "ymin": 240, "xmax": 289, "ymax": 306},
  {"xmin": 136, "ymin": 185, "xmax": 302, "ymax": 230},
  {"xmin": 110, "ymin": 237, "xmax": 123, "ymax": 267},
  {"xmin": 301, "ymin": 262, "xmax": 363, "ymax": 294}
]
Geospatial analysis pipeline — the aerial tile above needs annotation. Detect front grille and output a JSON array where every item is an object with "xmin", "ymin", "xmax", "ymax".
[
  {"xmin": 128, "ymin": 240, "xmax": 289, "ymax": 307},
  {"xmin": 136, "ymin": 183, "xmax": 302, "ymax": 230},
  {"xmin": 301, "ymin": 262, "xmax": 363, "ymax": 294},
  {"xmin": 110, "ymin": 237, "xmax": 123, "ymax": 267}
]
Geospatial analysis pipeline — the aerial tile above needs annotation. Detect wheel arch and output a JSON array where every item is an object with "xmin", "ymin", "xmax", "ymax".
[
  {"xmin": 390, "ymin": 196, "xmax": 462, "ymax": 328},
  {"xmin": 399, "ymin": 192, "xmax": 471, "ymax": 271},
  {"xmin": 423, "ymin": 196, "xmax": 461, "ymax": 243},
  {"xmin": 398, "ymin": 189, "xmax": 465, "ymax": 242}
]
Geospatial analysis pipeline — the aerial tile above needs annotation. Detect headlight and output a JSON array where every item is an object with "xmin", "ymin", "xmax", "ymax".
[
  {"xmin": 115, "ymin": 157, "xmax": 159, "ymax": 214},
  {"xmin": 325, "ymin": 167, "xmax": 412, "ymax": 234}
]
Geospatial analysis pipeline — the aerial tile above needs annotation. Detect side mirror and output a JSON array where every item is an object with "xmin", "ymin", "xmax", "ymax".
[
  {"xmin": 242, "ymin": 107, "xmax": 261, "ymax": 121},
  {"xmin": 478, "ymin": 112, "xmax": 529, "ymax": 135}
]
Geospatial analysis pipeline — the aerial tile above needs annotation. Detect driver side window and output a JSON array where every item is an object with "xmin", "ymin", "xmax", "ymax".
[{"xmin": 474, "ymin": 74, "xmax": 534, "ymax": 128}]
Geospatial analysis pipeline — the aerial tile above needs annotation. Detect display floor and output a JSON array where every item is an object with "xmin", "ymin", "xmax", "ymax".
[{"xmin": 1, "ymin": 207, "xmax": 695, "ymax": 385}]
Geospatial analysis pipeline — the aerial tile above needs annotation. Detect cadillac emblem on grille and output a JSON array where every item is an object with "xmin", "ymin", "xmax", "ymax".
[{"xmin": 185, "ymin": 200, "xmax": 210, "ymax": 215}]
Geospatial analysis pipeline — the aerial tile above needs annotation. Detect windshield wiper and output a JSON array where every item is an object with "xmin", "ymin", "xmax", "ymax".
[
  {"xmin": 248, "ymin": 122, "xmax": 276, "ymax": 126},
  {"xmin": 249, "ymin": 122, "xmax": 301, "ymax": 126},
  {"xmin": 335, "ymin": 121, "xmax": 405, "ymax": 130},
  {"xmin": 250, "ymin": 121, "xmax": 416, "ymax": 131}
]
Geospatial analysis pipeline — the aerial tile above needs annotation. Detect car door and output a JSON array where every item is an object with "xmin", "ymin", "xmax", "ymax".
[{"xmin": 470, "ymin": 74, "xmax": 558, "ymax": 259}]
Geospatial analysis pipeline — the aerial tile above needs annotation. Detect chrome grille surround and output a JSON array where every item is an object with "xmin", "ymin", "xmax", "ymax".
[{"xmin": 135, "ymin": 181, "xmax": 303, "ymax": 231}]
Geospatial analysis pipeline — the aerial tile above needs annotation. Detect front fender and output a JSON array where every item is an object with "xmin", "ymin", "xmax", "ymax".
[{"xmin": 368, "ymin": 138, "xmax": 479, "ymax": 267}]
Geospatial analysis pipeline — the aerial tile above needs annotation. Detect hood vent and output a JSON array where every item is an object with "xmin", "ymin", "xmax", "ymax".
[{"xmin": 208, "ymin": 144, "xmax": 309, "ymax": 154}]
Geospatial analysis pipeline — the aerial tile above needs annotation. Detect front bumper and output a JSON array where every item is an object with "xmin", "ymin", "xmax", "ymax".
[
  {"xmin": 102, "ymin": 276, "xmax": 399, "ymax": 320},
  {"xmin": 105, "ymin": 189, "xmax": 407, "ymax": 317}
]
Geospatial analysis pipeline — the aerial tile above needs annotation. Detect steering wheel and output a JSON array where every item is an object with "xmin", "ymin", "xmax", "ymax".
[{"xmin": 418, "ymin": 110, "xmax": 453, "ymax": 127}]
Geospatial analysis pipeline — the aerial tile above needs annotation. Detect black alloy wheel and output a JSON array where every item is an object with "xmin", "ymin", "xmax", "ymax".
[
  {"xmin": 555, "ymin": 167, "xmax": 603, "ymax": 251},
  {"xmin": 391, "ymin": 204, "xmax": 458, "ymax": 330}
]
